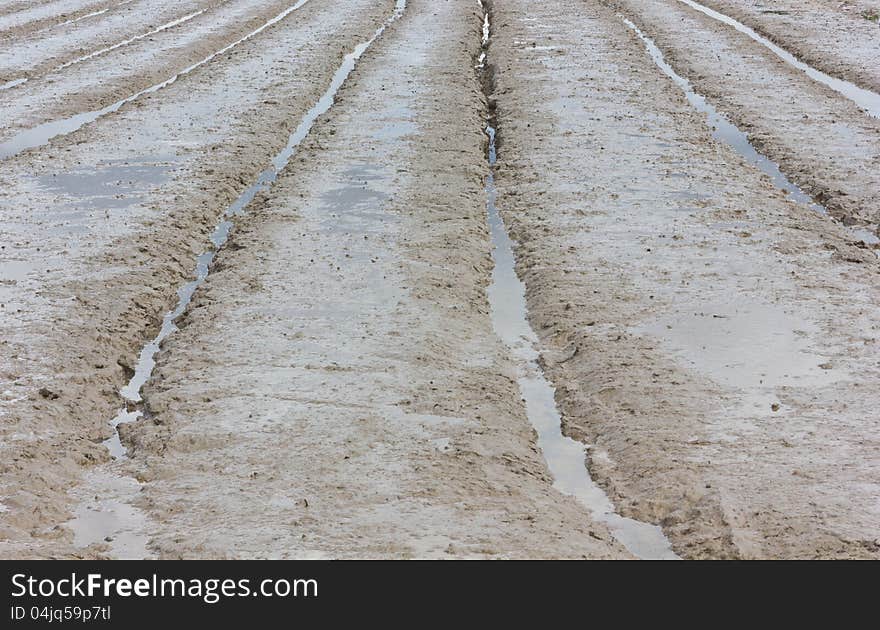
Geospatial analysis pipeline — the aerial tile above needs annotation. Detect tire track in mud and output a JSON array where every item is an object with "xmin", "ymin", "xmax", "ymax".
[
  {"xmin": 0, "ymin": 0, "xmax": 314, "ymax": 161},
  {"xmin": 66, "ymin": 0, "xmax": 408, "ymax": 559},
  {"xmin": 0, "ymin": 6, "xmax": 209, "ymax": 93},
  {"xmin": 622, "ymin": 16, "xmax": 880, "ymax": 250},
  {"xmin": 675, "ymin": 0, "xmax": 880, "ymax": 118},
  {"xmin": 478, "ymin": 0, "xmax": 677, "ymax": 560}
]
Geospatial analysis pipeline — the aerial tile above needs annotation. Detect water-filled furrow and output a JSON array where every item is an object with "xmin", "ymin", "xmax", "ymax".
[
  {"xmin": 0, "ymin": 0, "xmax": 313, "ymax": 161},
  {"xmin": 46, "ymin": 1, "xmax": 138, "ymax": 33},
  {"xmin": 676, "ymin": 0, "xmax": 880, "ymax": 119},
  {"xmin": 477, "ymin": 0, "xmax": 679, "ymax": 560},
  {"xmin": 67, "ymin": 0, "xmax": 408, "ymax": 558},
  {"xmin": 623, "ymin": 16, "xmax": 880, "ymax": 248},
  {"xmin": 0, "ymin": 77, "xmax": 26, "ymax": 91},
  {"xmin": 56, "ymin": 8, "xmax": 207, "ymax": 72},
  {"xmin": 0, "ymin": 7, "xmax": 208, "ymax": 93},
  {"xmin": 52, "ymin": 7, "xmax": 109, "ymax": 29},
  {"xmin": 105, "ymin": 0, "xmax": 408, "ymax": 458}
]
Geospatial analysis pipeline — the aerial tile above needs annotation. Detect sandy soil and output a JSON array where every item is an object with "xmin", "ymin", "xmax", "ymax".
[
  {"xmin": 0, "ymin": 0, "xmax": 878, "ymax": 560},
  {"xmin": 0, "ymin": 0, "xmax": 393, "ymax": 558},
  {"xmin": 611, "ymin": 0, "xmax": 880, "ymax": 232},
  {"xmin": 0, "ymin": 0, "xmax": 318, "ymax": 139},
  {"xmin": 492, "ymin": 0, "xmax": 880, "ymax": 558},
  {"xmin": 691, "ymin": 0, "xmax": 880, "ymax": 93},
  {"xmin": 112, "ymin": 0, "xmax": 626, "ymax": 560}
]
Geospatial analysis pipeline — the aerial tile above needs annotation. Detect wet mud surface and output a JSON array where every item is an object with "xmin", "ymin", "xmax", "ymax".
[
  {"xmin": 1, "ymin": 0, "xmax": 878, "ymax": 559},
  {"xmin": 492, "ymin": 0, "xmax": 880, "ymax": 558},
  {"xmin": 688, "ymin": 0, "xmax": 880, "ymax": 95},
  {"xmin": 612, "ymin": 0, "xmax": 880, "ymax": 233},
  {"xmin": 0, "ymin": 0, "xmax": 395, "ymax": 557},
  {"xmin": 116, "ymin": 0, "xmax": 627, "ymax": 559}
]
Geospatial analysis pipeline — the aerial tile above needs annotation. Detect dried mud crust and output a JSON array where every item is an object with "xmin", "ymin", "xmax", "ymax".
[
  {"xmin": 0, "ymin": 0, "xmax": 392, "ymax": 558},
  {"xmin": 690, "ymin": 0, "xmax": 880, "ymax": 94},
  {"xmin": 492, "ymin": 0, "xmax": 880, "ymax": 558},
  {"xmin": 119, "ymin": 0, "xmax": 627, "ymax": 559},
  {"xmin": 611, "ymin": 0, "xmax": 880, "ymax": 231}
]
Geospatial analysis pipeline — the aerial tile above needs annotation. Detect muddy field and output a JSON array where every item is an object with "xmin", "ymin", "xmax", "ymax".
[{"xmin": 0, "ymin": 0, "xmax": 878, "ymax": 559}]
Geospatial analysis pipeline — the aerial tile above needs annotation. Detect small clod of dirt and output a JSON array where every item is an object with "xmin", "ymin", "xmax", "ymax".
[{"xmin": 38, "ymin": 387, "xmax": 59, "ymax": 400}]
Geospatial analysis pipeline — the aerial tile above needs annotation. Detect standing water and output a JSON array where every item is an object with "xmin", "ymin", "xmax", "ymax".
[
  {"xmin": 623, "ymin": 16, "xmax": 880, "ymax": 249},
  {"xmin": 104, "ymin": 0, "xmax": 409, "ymax": 459},
  {"xmin": 676, "ymin": 0, "xmax": 880, "ymax": 119},
  {"xmin": 0, "ymin": 0, "xmax": 315, "ymax": 161},
  {"xmin": 478, "ymin": 2, "xmax": 678, "ymax": 560},
  {"xmin": 67, "ymin": 0, "xmax": 409, "ymax": 554}
]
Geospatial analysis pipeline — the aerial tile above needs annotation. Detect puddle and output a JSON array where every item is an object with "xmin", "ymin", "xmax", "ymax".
[
  {"xmin": 1, "ymin": 250, "xmax": 68, "ymax": 301},
  {"xmin": 0, "ymin": 259, "xmax": 38, "ymax": 283},
  {"xmin": 634, "ymin": 303, "xmax": 844, "ymax": 415},
  {"xmin": 272, "ymin": 160, "xmax": 403, "ymax": 321},
  {"xmin": 319, "ymin": 164, "xmax": 390, "ymax": 242},
  {"xmin": 66, "ymin": 467, "xmax": 153, "ymax": 559},
  {"xmin": 67, "ymin": 0, "xmax": 408, "ymax": 558},
  {"xmin": 479, "ymin": 2, "xmax": 677, "ymax": 560},
  {"xmin": 851, "ymin": 227, "xmax": 880, "ymax": 247},
  {"xmin": 373, "ymin": 120, "xmax": 417, "ymax": 140},
  {"xmin": 36, "ymin": 156, "xmax": 175, "ymax": 212},
  {"xmin": 676, "ymin": 0, "xmax": 880, "ymax": 118},
  {"xmin": 624, "ymin": 17, "xmax": 879, "ymax": 248},
  {"xmin": 0, "ymin": 0, "xmax": 314, "ymax": 161},
  {"xmin": 1, "ymin": 258, "xmax": 57, "ymax": 315}
]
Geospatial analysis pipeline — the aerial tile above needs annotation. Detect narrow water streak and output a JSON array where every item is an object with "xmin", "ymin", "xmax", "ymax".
[
  {"xmin": 625, "ymin": 15, "xmax": 880, "ymax": 250},
  {"xmin": 623, "ymin": 17, "xmax": 821, "ymax": 211},
  {"xmin": 52, "ymin": 8, "xmax": 109, "ymax": 30},
  {"xmin": 484, "ymin": 126, "xmax": 678, "ymax": 560},
  {"xmin": 70, "ymin": 0, "xmax": 407, "ymax": 559},
  {"xmin": 104, "ymin": 0, "xmax": 408, "ymax": 458},
  {"xmin": 0, "ymin": 0, "xmax": 313, "ymax": 161},
  {"xmin": 56, "ymin": 9, "xmax": 206, "ymax": 71},
  {"xmin": 0, "ymin": 77, "xmax": 26, "ymax": 91},
  {"xmin": 677, "ymin": 0, "xmax": 880, "ymax": 118}
]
